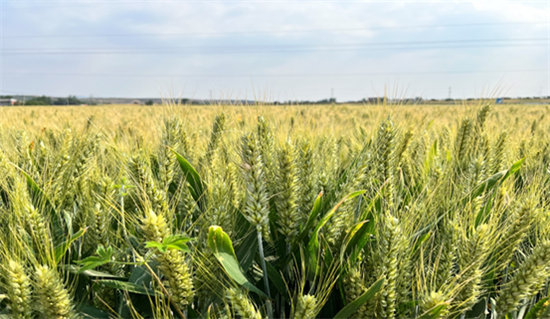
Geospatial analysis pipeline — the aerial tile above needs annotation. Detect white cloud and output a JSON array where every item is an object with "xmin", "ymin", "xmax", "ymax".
[{"xmin": 472, "ymin": 1, "xmax": 547, "ymax": 23}]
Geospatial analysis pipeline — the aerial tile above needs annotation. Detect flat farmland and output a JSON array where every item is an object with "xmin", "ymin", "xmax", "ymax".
[{"xmin": 0, "ymin": 102, "xmax": 549, "ymax": 319}]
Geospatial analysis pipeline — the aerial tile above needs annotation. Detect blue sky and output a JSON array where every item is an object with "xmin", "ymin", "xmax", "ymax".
[{"xmin": 0, "ymin": 1, "xmax": 548, "ymax": 101}]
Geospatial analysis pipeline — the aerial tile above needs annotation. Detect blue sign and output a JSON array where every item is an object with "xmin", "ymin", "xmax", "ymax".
[{"xmin": 496, "ymin": 98, "xmax": 503, "ymax": 104}]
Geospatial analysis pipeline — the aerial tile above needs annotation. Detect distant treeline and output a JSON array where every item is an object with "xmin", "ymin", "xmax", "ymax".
[
  {"xmin": 0, "ymin": 95, "xmax": 85, "ymax": 106},
  {"xmin": 20, "ymin": 95, "xmax": 84, "ymax": 106},
  {"xmin": 2, "ymin": 95, "xmax": 548, "ymax": 106}
]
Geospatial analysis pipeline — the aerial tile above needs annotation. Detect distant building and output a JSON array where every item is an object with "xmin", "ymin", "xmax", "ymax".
[{"xmin": 0, "ymin": 98, "xmax": 17, "ymax": 106}]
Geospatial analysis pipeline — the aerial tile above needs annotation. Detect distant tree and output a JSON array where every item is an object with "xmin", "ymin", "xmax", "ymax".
[
  {"xmin": 52, "ymin": 96, "xmax": 82, "ymax": 105},
  {"xmin": 145, "ymin": 100, "xmax": 154, "ymax": 106},
  {"xmin": 314, "ymin": 98, "xmax": 335, "ymax": 104},
  {"xmin": 25, "ymin": 96, "xmax": 52, "ymax": 105}
]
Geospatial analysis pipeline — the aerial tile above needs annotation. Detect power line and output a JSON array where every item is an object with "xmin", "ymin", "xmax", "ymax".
[
  {"xmin": 1, "ymin": 0, "xmax": 543, "ymax": 3},
  {"xmin": 2, "ymin": 69, "xmax": 544, "ymax": 78},
  {"xmin": 3, "ymin": 44, "xmax": 545, "ymax": 55},
  {"xmin": 3, "ymin": 22, "xmax": 547, "ymax": 39},
  {"xmin": 2, "ymin": 40, "xmax": 546, "ymax": 56},
  {"xmin": 5, "ymin": 37, "xmax": 545, "ymax": 51}
]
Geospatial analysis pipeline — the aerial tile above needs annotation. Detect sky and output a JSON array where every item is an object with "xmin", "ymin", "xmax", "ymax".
[{"xmin": 0, "ymin": 0, "xmax": 548, "ymax": 101}]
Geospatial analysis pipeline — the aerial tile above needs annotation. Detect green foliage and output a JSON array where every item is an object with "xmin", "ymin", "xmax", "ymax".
[
  {"xmin": 334, "ymin": 278, "xmax": 384, "ymax": 319},
  {"xmin": 54, "ymin": 227, "xmax": 87, "ymax": 263},
  {"xmin": 75, "ymin": 245, "xmax": 113, "ymax": 273},
  {"xmin": 145, "ymin": 234, "xmax": 193, "ymax": 253},
  {"xmin": 207, "ymin": 226, "xmax": 267, "ymax": 298}
]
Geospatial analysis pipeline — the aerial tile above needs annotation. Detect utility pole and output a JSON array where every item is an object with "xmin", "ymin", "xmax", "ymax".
[
  {"xmin": 448, "ymin": 87, "xmax": 452, "ymax": 100},
  {"xmin": 209, "ymin": 90, "xmax": 213, "ymax": 101},
  {"xmin": 331, "ymin": 88, "xmax": 334, "ymax": 102}
]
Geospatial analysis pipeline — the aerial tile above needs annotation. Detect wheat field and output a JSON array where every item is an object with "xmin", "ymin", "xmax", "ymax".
[{"xmin": 0, "ymin": 102, "xmax": 549, "ymax": 319}]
